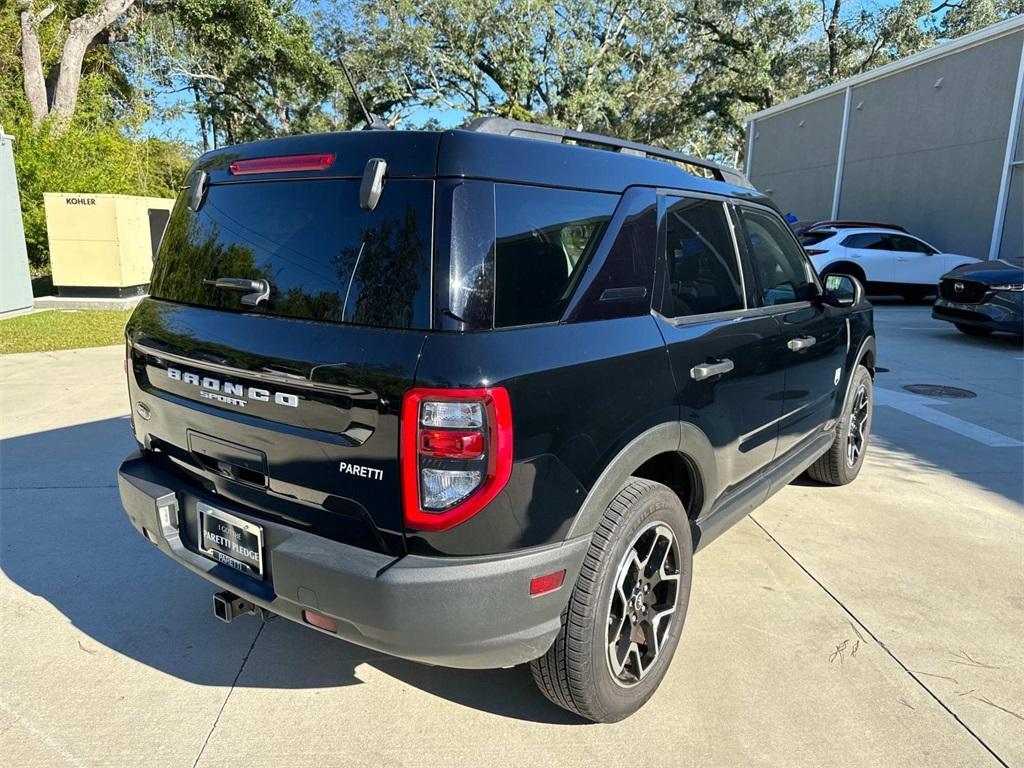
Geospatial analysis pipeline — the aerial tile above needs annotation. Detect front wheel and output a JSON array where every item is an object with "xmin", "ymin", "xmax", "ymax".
[
  {"xmin": 530, "ymin": 478, "xmax": 692, "ymax": 723},
  {"xmin": 806, "ymin": 364, "xmax": 873, "ymax": 485}
]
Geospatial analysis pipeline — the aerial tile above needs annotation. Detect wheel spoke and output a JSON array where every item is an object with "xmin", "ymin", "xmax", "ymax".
[{"xmin": 649, "ymin": 605, "xmax": 676, "ymax": 655}]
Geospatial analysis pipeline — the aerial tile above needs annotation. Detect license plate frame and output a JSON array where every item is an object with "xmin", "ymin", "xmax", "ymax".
[{"xmin": 197, "ymin": 502, "xmax": 264, "ymax": 580}]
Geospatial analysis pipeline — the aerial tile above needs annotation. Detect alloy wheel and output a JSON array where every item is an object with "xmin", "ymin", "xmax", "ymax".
[
  {"xmin": 606, "ymin": 522, "xmax": 681, "ymax": 687},
  {"xmin": 846, "ymin": 384, "xmax": 869, "ymax": 467}
]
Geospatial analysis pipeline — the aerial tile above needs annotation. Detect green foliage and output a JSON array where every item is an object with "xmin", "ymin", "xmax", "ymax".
[
  {"xmin": 2, "ymin": 2, "xmax": 190, "ymax": 272},
  {"xmin": 143, "ymin": 0, "xmax": 342, "ymax": 147},
  {"xmin": 328, "ymin": 0, "xmax": 1021, "ymax": 161},
  {"xmin": 6, "ymin": 102, "xmax": 189, "ymax": 271},
  {"xmin": 0, "ymin": 310, "xmax": 134, "ymax": 354}
]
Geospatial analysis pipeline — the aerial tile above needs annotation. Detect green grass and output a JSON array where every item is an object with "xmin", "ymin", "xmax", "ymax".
[{"xmin": 0, "ymin": 310, "xmax": 131, "ymax": 354}]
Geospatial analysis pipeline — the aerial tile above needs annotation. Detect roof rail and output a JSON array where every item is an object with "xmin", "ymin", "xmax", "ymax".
[
  {"xmin": 807, "ymin": 220, "xmax": 908, "ymax": 233},
  {"xmin": 463, "ymin": 117, "xmax": 751, "ymax": 188}
]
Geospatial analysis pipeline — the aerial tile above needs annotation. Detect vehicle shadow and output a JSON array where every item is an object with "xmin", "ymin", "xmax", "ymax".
[{"xmin": 0, "ymin": 417, "xmax": 585, "ymax": 725}]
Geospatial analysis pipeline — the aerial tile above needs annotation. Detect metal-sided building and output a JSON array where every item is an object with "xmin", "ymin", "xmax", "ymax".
[{"xmin": 744, "ymin": 16, "xmax": 1024, "ymax": 261}]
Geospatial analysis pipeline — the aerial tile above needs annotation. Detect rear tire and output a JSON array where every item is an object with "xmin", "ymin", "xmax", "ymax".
[
  {"xmin": 955, "ymin": 323, "xmax": 993, "ymax": 337},
  {"xmin": 530, "ymin": 478, "xmax": 692, "ymax": 723},
  {"xmin": 806, "ymin": 364, "xmax": 873, "ymax": 485}
]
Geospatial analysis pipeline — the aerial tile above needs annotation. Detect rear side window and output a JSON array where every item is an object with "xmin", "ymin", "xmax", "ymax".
[
  {"xmin": 150, "ymin": 179, "xmax": 432, "ymax": 329},
  {"xmin": 657, "ymin": 197, "xmax": 744, "ymax": 318},
  {"xmin": 888, "ymin": 235, "xmax": 933, "ymax": 254},
  {"xmin": 494, "ymin": 184, "xmax": 617, "ymax": 327},
  {"xmin": 841, "ymin": 232, "xmax": 887, "ymax": 249},
  {"xmin": 799, "ymin": 230, "xmax": 835, "ymax": 246}
]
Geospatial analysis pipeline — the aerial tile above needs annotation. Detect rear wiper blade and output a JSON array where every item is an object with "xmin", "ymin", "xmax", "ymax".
[{"xmin": 202, "ymin": 277, "xmax": 271, "ymax": 306}]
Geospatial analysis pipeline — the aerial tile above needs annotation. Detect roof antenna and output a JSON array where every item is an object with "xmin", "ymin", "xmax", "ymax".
[{"xmin": 339, "ymin": 58, "xmax": 389, "ymax": 131}]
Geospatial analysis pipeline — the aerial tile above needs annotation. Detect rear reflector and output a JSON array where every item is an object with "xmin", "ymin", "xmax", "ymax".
[
  {"xmin": 303, "ymin": 609, "xmax": 337, "ymax": 633},
  {"xmin": 529, "ymin": 570, "xmax": 566, "ymax": 596},
  {"xmin": 229, "ymin": 153, "xmax": 335, "ymax": 175}
]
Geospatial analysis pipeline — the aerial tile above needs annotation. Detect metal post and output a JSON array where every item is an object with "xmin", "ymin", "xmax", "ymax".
[
  {"xmin": 830, "ymin": 87, "xmax": 853, "ymax": 219},
  {"xmin": 989, "ymin": 36, "xmax": 1024, "ymax": 260},
  {"xmin": 745, "ymin": 119, "xmax": 756, "ymax": 177}
]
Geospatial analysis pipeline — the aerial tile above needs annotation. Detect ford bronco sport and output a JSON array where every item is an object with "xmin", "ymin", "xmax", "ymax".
[{"xmin": 118, "ymin": 117, "xmax": 876, "ymax": 722}]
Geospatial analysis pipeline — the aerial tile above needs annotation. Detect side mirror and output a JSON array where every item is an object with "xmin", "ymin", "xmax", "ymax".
[{"xmin": 820, "ymin": 273, "xmax": 863, "ymax": 308}]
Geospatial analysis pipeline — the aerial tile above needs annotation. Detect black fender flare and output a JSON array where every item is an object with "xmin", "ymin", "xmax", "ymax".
[
  {"xmin": 565, "ymin": 421, "xmax": 719, "ymax": 539},
  {"xmin": 854, "ymin": 332, "xmax": 876, "ymax": 372}
]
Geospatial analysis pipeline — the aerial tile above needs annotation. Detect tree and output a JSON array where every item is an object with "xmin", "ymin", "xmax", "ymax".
[
  {"xmin": 17, "ymin": 0, "xmax": 136, "ymax": 128},
  {"xmin": 323, "ymin": 1, "xmax": 690, "ymax": 139},
  {"xmin": 143, "ymin": 0, "xmax": 339, "ymax": 150}
]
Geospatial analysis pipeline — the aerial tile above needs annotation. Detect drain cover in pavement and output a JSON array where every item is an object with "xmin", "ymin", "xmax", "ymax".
[{"xmin": 902, "ymin": 384, "xmax": 976, "ymax": 399}]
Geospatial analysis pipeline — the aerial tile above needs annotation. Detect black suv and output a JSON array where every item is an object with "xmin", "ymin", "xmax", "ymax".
[{"xmin": 117, "ymin": 118, "xmax": 876, "ymax": 722}]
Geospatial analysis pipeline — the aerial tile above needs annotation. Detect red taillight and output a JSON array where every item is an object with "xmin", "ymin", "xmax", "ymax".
[
  {"xmin": 229, "ymin": 153, "xmax": 335, "ymax": 175},
  {"xmin": 804, "ymin": 248, "xmax": 827, "ymax": 256},
  {"xmin": 419, "ymin": 429, "xmax": 485, "ymax": 459},
  {"xmin": 529, "ymin": 570, "xmax": 566, "ymax": 596},
  {"xmin": 400, "ymin": 387, "xmax": 513, "ymax": 532}
]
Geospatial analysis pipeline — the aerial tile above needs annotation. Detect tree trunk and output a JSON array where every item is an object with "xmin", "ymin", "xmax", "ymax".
[
  {"xmin": 827, "ymin": 0, "xmax": 843, "ymax": 80},
  {"xmin": 18, "ymin": 4, "xmax": 56, "ymax": 125},
  {"xmin": 194, "ymin": 85, "xmax": 209, "ymax": 154},
  {"xmin": 49, "ymin": 0, "xmax": 136, "ymax": 125}
]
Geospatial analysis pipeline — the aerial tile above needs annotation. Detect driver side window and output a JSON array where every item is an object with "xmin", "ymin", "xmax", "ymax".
[
  {"xmin": 889, "ymin": 235, "xmax": 933, "ymax": 254},
  {"xmin": 737, "ymin": 206, "xmax": 819, "ymax": 306}
]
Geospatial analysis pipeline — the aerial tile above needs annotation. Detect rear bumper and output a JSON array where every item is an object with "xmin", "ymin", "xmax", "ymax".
[
  {"xmin": 117, "ymin": 451, "xmax": 589, "ymax": 669},
  {"xmin": 932, "ymin": 296, "xmax": 1023, "ymax": 334}
]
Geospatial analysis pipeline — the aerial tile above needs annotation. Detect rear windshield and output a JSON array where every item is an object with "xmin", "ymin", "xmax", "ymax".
[
  {"xmin": 798, "ymin": 230, "xmax": 836, "ymax": 246},
  {"xmin": 150, "ymin": 179, "xmax": 432, "ymax": 329}
]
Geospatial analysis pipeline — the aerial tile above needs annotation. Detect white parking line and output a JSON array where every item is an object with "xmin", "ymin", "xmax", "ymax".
[{"xmin": 875, "ymin": 387, "xmax": 1023, "ymax": 448}]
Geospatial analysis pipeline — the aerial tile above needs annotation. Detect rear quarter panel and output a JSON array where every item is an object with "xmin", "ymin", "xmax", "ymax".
[{"xmin": 410, "ymin": 315, "xmax": 676, "ymax": 556}]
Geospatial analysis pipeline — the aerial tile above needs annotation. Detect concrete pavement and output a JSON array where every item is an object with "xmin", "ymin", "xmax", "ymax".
[{"xmin": 1, "ymin": 306, "xmax": 1021, "ymax": 767}]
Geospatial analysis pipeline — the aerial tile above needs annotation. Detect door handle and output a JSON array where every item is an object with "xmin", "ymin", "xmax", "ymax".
[
  {"xmin": 787, "ymin": 336, "xmax": 817, "ymax": 352},
  {"xmin": 690, "ymin": 359, "xmax": 734, "ymax": 381}
]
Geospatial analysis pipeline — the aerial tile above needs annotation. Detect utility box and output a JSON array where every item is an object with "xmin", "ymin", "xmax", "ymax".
[
  {"xmin": 44, "ymin": 192, "xmax": 175, "ymax": 297},
  {"xmin": 1, "ymin": 130, "xmax": 34, "ymax": 316}
]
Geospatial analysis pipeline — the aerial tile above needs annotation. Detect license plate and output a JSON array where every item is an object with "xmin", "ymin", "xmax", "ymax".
[{"xmin": 197, "ymin": 502, "xmax": 264, "ymax": 579}]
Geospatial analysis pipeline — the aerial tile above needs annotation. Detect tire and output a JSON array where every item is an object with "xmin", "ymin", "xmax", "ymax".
[
  {"xmin": 955, "ymin": 323, "xmax": 993, "ymax": 337},
  {"xmin": 806, "ymin": 364, "xmax": 873, "ymax": 485},
  {"xmin": 530, "ymin": 478, "xmax": 693, "ymax": 723}
]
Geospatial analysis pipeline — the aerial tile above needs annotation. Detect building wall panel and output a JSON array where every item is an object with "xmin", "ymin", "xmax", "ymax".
[{"xmin": 747, "ymin": 92, "xmax": 845, "ymax": 221}]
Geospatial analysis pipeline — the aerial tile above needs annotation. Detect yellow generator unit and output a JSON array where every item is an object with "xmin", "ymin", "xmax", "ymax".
[{"xmin": 44, "ymin": 192, "xmax": 175, "ymax": 298}]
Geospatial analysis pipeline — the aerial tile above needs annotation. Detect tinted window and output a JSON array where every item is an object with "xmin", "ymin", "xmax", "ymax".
[
  {"xmin": 569, "ymin": 188, "xmax": 657, "ymax": 323},
  {"xmin": 658, "ymin": 197, "xmax": 743, "ymax": 317},
  {"xmin": 494, "ymin": 184, "xmax": 616, "ymax": 327},
  {"xmin": 841, "ymin": 233, "xmax": 887, "ymax": 249},
  {"xmin": 799, "ymin": 230, "xmax": 836, "ymax": 246},
  {"xmin": 151, "ymin": 179, "xmax": 432, "ymax": 328},
  {"xmin": 888, "ymin": 235, "xmax": 933, "ymax": 254},
  {"xmin": 738, "ymin": 206, "xmax": 819, "ymax": 306}
]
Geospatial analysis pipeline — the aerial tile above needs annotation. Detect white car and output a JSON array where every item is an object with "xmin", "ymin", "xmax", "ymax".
[{"xmin": 799, "ymin": 227, "xmax": 980, "ymax": 301}]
